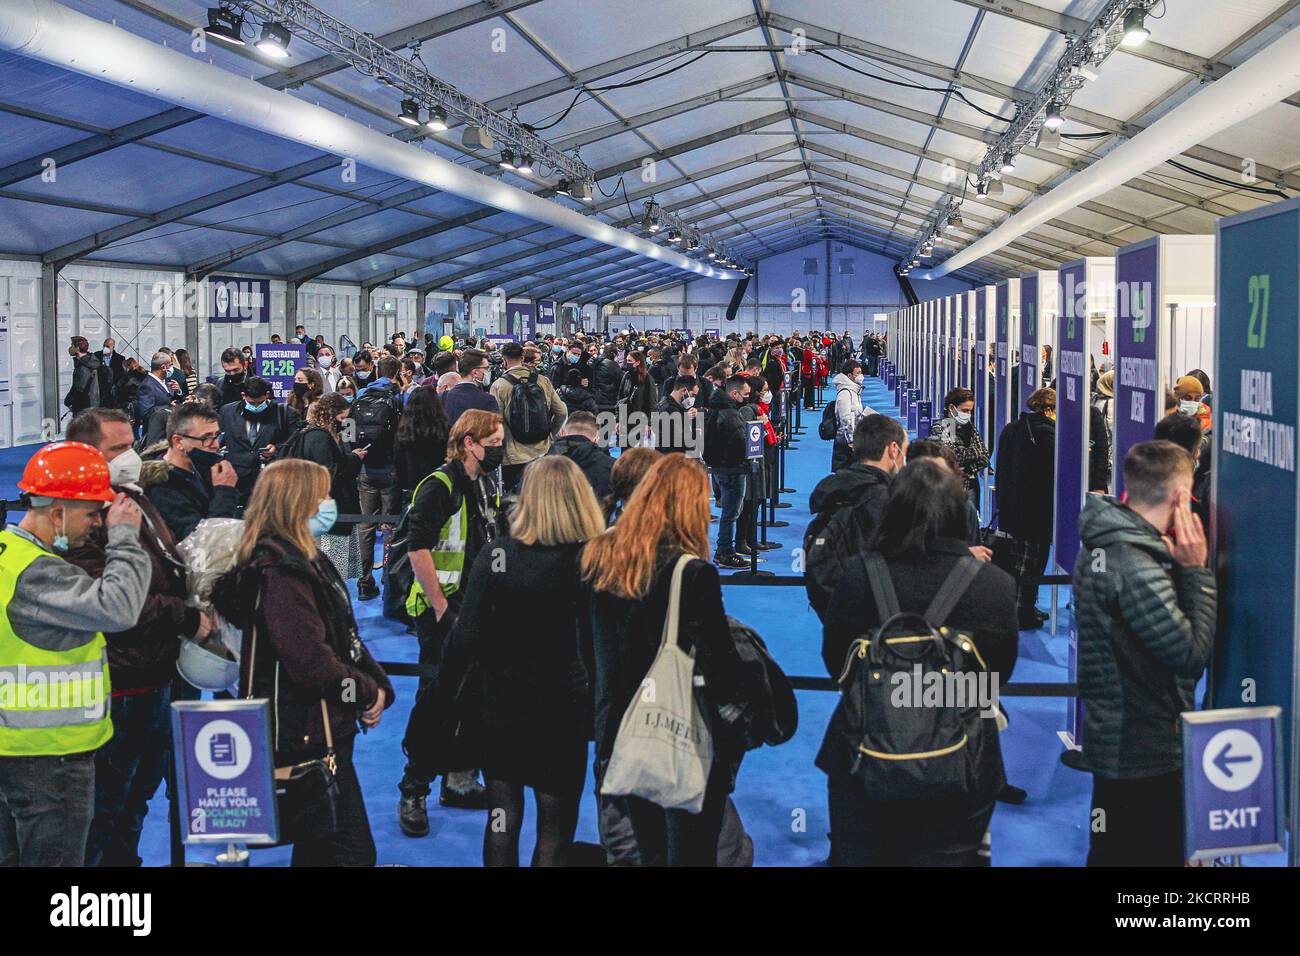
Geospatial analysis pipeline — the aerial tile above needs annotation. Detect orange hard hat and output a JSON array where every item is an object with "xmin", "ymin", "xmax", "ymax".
[{"xmin": 18, "ymin": 441, "xmax": 115, "ymax": 503}]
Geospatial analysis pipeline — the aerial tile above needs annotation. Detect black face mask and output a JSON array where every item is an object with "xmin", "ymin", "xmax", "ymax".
[
  {"xmin": 224, "ymin": 370, "xmax": 245, "ymax": 383},
  {"xmin": 477, "ymin": 444, "xmax": 506, "ymax": 472},
  {"xmin": 188, "ymin": 448, "xmax": 223, "ymax": 474},
  {"xmin": 293, "ymin": 382, "xmax": 309, "ymax": 399}
]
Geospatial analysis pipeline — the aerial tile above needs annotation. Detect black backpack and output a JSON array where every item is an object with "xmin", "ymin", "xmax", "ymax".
[
  {"xmin": 803, "ymin": 492, "xmax": 880, "ymax": 620},
  {"xmin": 828, "ymin": 553, "xmax": 996, "ymax": 802},
  {"xmin": 818, "ymin": 399, "xmax": 839, "ymax": 440},
  {"xmin": 507, "ymin": 370, "xmax": 552, "ymax": 444},
  {"xmin": 350, "ymin": 385, "xmax": 399, "ymax": 464}
]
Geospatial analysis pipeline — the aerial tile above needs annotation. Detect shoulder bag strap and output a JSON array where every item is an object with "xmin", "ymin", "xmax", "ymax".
[
  {"xmin": 862, "ymin": 551, "xmax": 901, "ymax": 620},
  {"xmin": 659, "ymin": 553, "xmax": 694, "ymax": 653},
  {"xmin": 923, "ymin": 557, "xmax": 983, "ymax": 626},
  {"xmin": 242, "ymin": 585, "xmax": 264, "ymax": 700}
]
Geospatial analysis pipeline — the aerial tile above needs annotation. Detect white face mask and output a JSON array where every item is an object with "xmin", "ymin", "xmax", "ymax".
[
  {"xmin": 853, "ymin": 374, "xmax": 864, "ymax": 385},
  {"xmin": 1179, "ymin": 399, "xmax": 1200, "ymax": 416},
  {"xmin": 681, "ymin": 396, "xmax": 695, "ymax": 409},
  {"xmin": 108, "ymin": 448, "xmax": 143, "ymax": 487},
  {"xmin": 318, "ymin": 355, "xmax": 333, "ymax": 370},
  {"xmin": 761, "ymin": 391, "xmax": 773, "ymax": 404},
  {"xmin": 954, "ymin": 410, "xmax": 972, "ymax": 425}
]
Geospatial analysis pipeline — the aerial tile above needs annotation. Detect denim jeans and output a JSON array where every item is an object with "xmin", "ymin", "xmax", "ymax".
[
  {"xmin": 85, "ymin": 688, "xmax": 171, "ymax": 867},
  {"xmin": 714, "ymin": 472, "xmax": 747, "ymax": 559},
  {"xmin": 0, "ymin": 751, "xmax": 96, "ymax": 866}
]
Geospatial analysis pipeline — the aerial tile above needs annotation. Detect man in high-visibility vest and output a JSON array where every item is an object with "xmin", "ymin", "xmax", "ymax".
[{"xmin": 0, "ymin": 441, "xmax": 149, "ymax": 866}]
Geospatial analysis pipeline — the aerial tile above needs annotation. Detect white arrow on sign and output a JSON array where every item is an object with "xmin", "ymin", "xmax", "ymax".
[{"xmin": 1201, "ymin": 728, "xmax": 1263, "ymax": 792}]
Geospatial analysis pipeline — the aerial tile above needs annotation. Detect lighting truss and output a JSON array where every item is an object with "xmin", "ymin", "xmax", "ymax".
[
  {"xmin": 228, "ymin": 0, "xmax": 595, "ymax": 185},
  {"xmin": 899, "ymin": 0, "xmax": 1160, "ymax": 273}
]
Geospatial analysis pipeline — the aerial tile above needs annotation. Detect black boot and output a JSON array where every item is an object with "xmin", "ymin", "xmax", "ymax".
[{"xmin": 397, "ymin": 777, "xmax": 430, "ymax": 837}]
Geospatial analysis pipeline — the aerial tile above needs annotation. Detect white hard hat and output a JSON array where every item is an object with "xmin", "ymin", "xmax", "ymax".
[{"xmin": 176, "ymin": 637, "xmax": 239, "ymax": 692}]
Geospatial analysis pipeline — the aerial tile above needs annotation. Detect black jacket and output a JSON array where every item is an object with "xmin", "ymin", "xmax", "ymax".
[
  {"xmin": 1073, "ymin": 495, "xmax": 1216, "ymax": 779},
  {"xmin": 550, "ymin": 354, "xmax": 590, "ymax": 389},
  {"xmin": 547, "ymin": 435, "xmax": 613, "ymax": 501},
  {"xmin": 66, "ymin": 351, "xmax": 101, "ymax": 412},
  {"xmin": 394, "ymin": 438, "xmax": 447, "ymax": 508},
  {"xmin": 654, "ymin": 394, "xmax": 701, "ymax": 456},
  {"xmin": 139, "ymin": 449, "xmax": 240, "ymax": 542},
  {"xmin": 818, "ymin": 539, "xmax": 1018, "ymax": 804},
  {"xmin": 807, "ymin": 462, "xmax": 893, "ymax": 551},
  {"xmin": 618, "ymin": 367, "xmax": 658, "ymax": 419},
  {"xmin": 455, "ymin": 539, "xmax": 589, "ymax": 755},
  {"xmin": 219, "ymin": 400, "xmax": 300, "ymax": 480},
  {"xmin": 993, "ymin": 410, "xmax": 1055, "ymax": 543},
  {"xmin": 97, "ymin": 351, "xmax": 127, "ymax": 408},
  {"xmin": 590, "ymin": 357, "xmax": 623, "ymax": 411},
  {"xmin": 559, "ymin": 384, "xmax": 598, "ymax": 417},
  {"xmin": 218, "ymin": 372, "xmax": 248, "ymax": 408},
  {"xmin": 581, "ymin": 551, "xmax": 750, "ymax": 774},
  {"xmin": 703, "ymin": 387, "xmax": 750, "ymax": 474},
  {"xmin": 212, "ymin": 537, "xmax": 394, "ymax": 763}
]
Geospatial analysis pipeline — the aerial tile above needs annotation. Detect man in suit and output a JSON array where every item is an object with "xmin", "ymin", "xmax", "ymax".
[
  {"xmin": 96, "ymin": 338, "xmax": 127, "ymax": 408},
  {"xmin": 218, "ymin": 376, "xmax": 300, "ymax": 501},
  {"xmin": 134, "ymin": 350, "xmax": 180, "ymax": 435}
]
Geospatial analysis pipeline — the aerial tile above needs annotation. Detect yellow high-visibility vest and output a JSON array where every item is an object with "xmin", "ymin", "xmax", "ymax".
[{"xmin": 0, "ymin": 530, "xmax": 112, "ymax": 756}]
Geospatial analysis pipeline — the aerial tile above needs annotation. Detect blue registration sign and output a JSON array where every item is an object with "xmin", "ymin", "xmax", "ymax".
[
  {"xmin": 254, "ymin": 343, "xmax": 306, "ymax": 404},
  {"xmin": 172, "ymin": 699, "xmax": 279, "ymax": 846},
  {"xmin": 907, "ymin": 388, "xmax": 920, "ymax": 434},
  {"xmin": 1182, "ymin": 707, "xmax": 1284, "ymax": 860},
  {"xmin": 746, "ymin": 421, "xmax": 764, "ymax": 459}
]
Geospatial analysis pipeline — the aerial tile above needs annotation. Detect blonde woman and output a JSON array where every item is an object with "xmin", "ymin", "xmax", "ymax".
[
  {"xmin": 451, "ymin": 455, "xmax": 606, "ymax": 866},
  {"xmin": 210, "ymin": 458, "xmax": 393, "ymax": 867}
]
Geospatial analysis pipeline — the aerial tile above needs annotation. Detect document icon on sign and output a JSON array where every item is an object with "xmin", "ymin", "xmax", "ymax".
[{"xmin": 209, "ymin": 731, "xmax": 237, "ymax": 767}]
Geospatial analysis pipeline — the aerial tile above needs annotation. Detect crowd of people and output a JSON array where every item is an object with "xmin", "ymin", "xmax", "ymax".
[{"xmin": 0, "ymin": 321, "xmax": 1216, "ymax": 868}]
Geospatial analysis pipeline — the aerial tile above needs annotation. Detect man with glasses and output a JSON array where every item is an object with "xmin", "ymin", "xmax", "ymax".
[
  {"xmin": 142, "ymin": 404, "xmax": 239, "ymax": 542},
  {"xmin": 442, "ymin": 348, "xmax": 500, "ymax": 427}
]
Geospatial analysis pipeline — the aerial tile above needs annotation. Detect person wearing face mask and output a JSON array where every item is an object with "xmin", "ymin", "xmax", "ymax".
[
  {"xmin": 315, "ymin": 345, "xmax": 341, "ymax": 392},
  {"xmin": 141, "ymin": 403, "xmax": 240, "ymax": 542},
  {"xmin": 1074, "ymin": 440, "xmax": 1215, "ymax": 867},
  {"xmin": 218, "ymin": 376, "xmax": 300, "ymax": 502},
  {"xmin": 335, "ymin": 376, "xmax": 358, "ymax": 406},
  {"xmin": 830, "ymin": 360, "xmax": 874, "ymax": 473},
  {"xmin": 0, "ymin": 441, "xmax": 149, "ymax": 866},
  {"xmin": 398, "ymin": 410, "xmax": 505, "ymax": 830},
  {"xmin": 654, "ymin": 374, "xmax": 701, "ymax": 457},
  {"xmin": 96, "ymin": 338, "xmax": 127, "ymax": 409},
  {"xmin": 210, "ymin": 459, "xmax": 394, "ymax": 866},
  {"xmin": 287, "ymin": 367, "xmax": 324, "ymax": 419},
  {"xmin": 990, "ymin": 387, "xmax": 1057, "ymax": 630},
  {"xmin": 64, "ymin": 336, "xmax": 102, "ymax": 415},
  {"xmin": 64, "ymin": 408, "xmax": 218, "ymax": 866},
  {"xmin": 351, "ymin": 350, "xmax": 376, "ymax": 386},
  {"xmin": 441, "ymin": 349, "xmax": 501, "ymax": 427},
  {"xmin": 1174, "ymin": 375, "xmax": 1212, "ymax": 440},
  {"xmin": 929, "ymin": 387, "xmax": 991, "ymax": 513},
  {"xmin": 550, "ymin": 343, "xmax": 589, "ymax": 389},
  {"xmin": 216, "ymin": 348, "xmax": 250, "ymax": 407}
]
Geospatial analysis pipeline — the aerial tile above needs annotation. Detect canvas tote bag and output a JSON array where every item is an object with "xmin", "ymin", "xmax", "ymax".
[{"xmin": 600, "ymin": 554, "xmax": 714, "ymax": 813}]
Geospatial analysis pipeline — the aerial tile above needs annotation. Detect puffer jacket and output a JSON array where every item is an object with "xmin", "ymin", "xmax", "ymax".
[
  {"xmin": 831, "ymin": 372, "xmax": 863, "ymax": 444},
  {"xmin": 591, "ymin": 357, "xmax": 623, "ymax": 411},
  {"xmin": 1072, "ymin": 495, "xmax": 1216, "ymax": 780}
]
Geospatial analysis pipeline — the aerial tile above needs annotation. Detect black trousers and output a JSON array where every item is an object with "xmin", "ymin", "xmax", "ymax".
[
  {"xmin": 624, "ymin": 755, "xmax": 732, "ymax": 867},
  {"xmin": 992, "ymin": 536, "xmax": 1050, "ymax": 619},
  {"xmin": 827, "ymin": 775, "xmax": 993, "ymax": 866},
  {"xmin": 400, "ymin": 600, "xmax": 461, "ymax": 795},
  {"xmin": 1088, "ymin": 772, "xmax": 1184, "ymax": 867},
  {"xmin": 802, "ymin": 377, "xmax": 816, "ymax": 409}
]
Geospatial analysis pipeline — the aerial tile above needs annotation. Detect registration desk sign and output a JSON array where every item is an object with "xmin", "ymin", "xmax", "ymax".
[
  {"xmin": 172, "ymin": 699, "xmax": 279, "ymax": 845},
  {"xmin": 1181, "ymin": 707, "xmax": 1283, "ymax": 861}
]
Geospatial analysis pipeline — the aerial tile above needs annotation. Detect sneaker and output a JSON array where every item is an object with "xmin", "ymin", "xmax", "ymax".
[
  {"xmin": 439, "ymin": 773, "xmax": 489, "ymax": 810},
  {"xmin": 716, "ymin": 554, "xmax": 750, "ymax": 569},
  {"xmin": 997, "ymin": 784, "xmax": 1028, "ymax": 805},
  {"xmin": 734, "ymin": 544, "xmax": 756, "ymax": 557},
  {"xmin": 398, "ymin": 794, "xmax": 429, "ymax": 837},
  {"xmin": 356, "ymin": 577, "xmax": 379, "ymax": 601}
]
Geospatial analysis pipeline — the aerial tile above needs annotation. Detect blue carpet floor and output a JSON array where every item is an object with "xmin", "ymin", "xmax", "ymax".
[{"xmin": 0, "ymin": 379, "xmax": 1278, "ymax": 865}]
